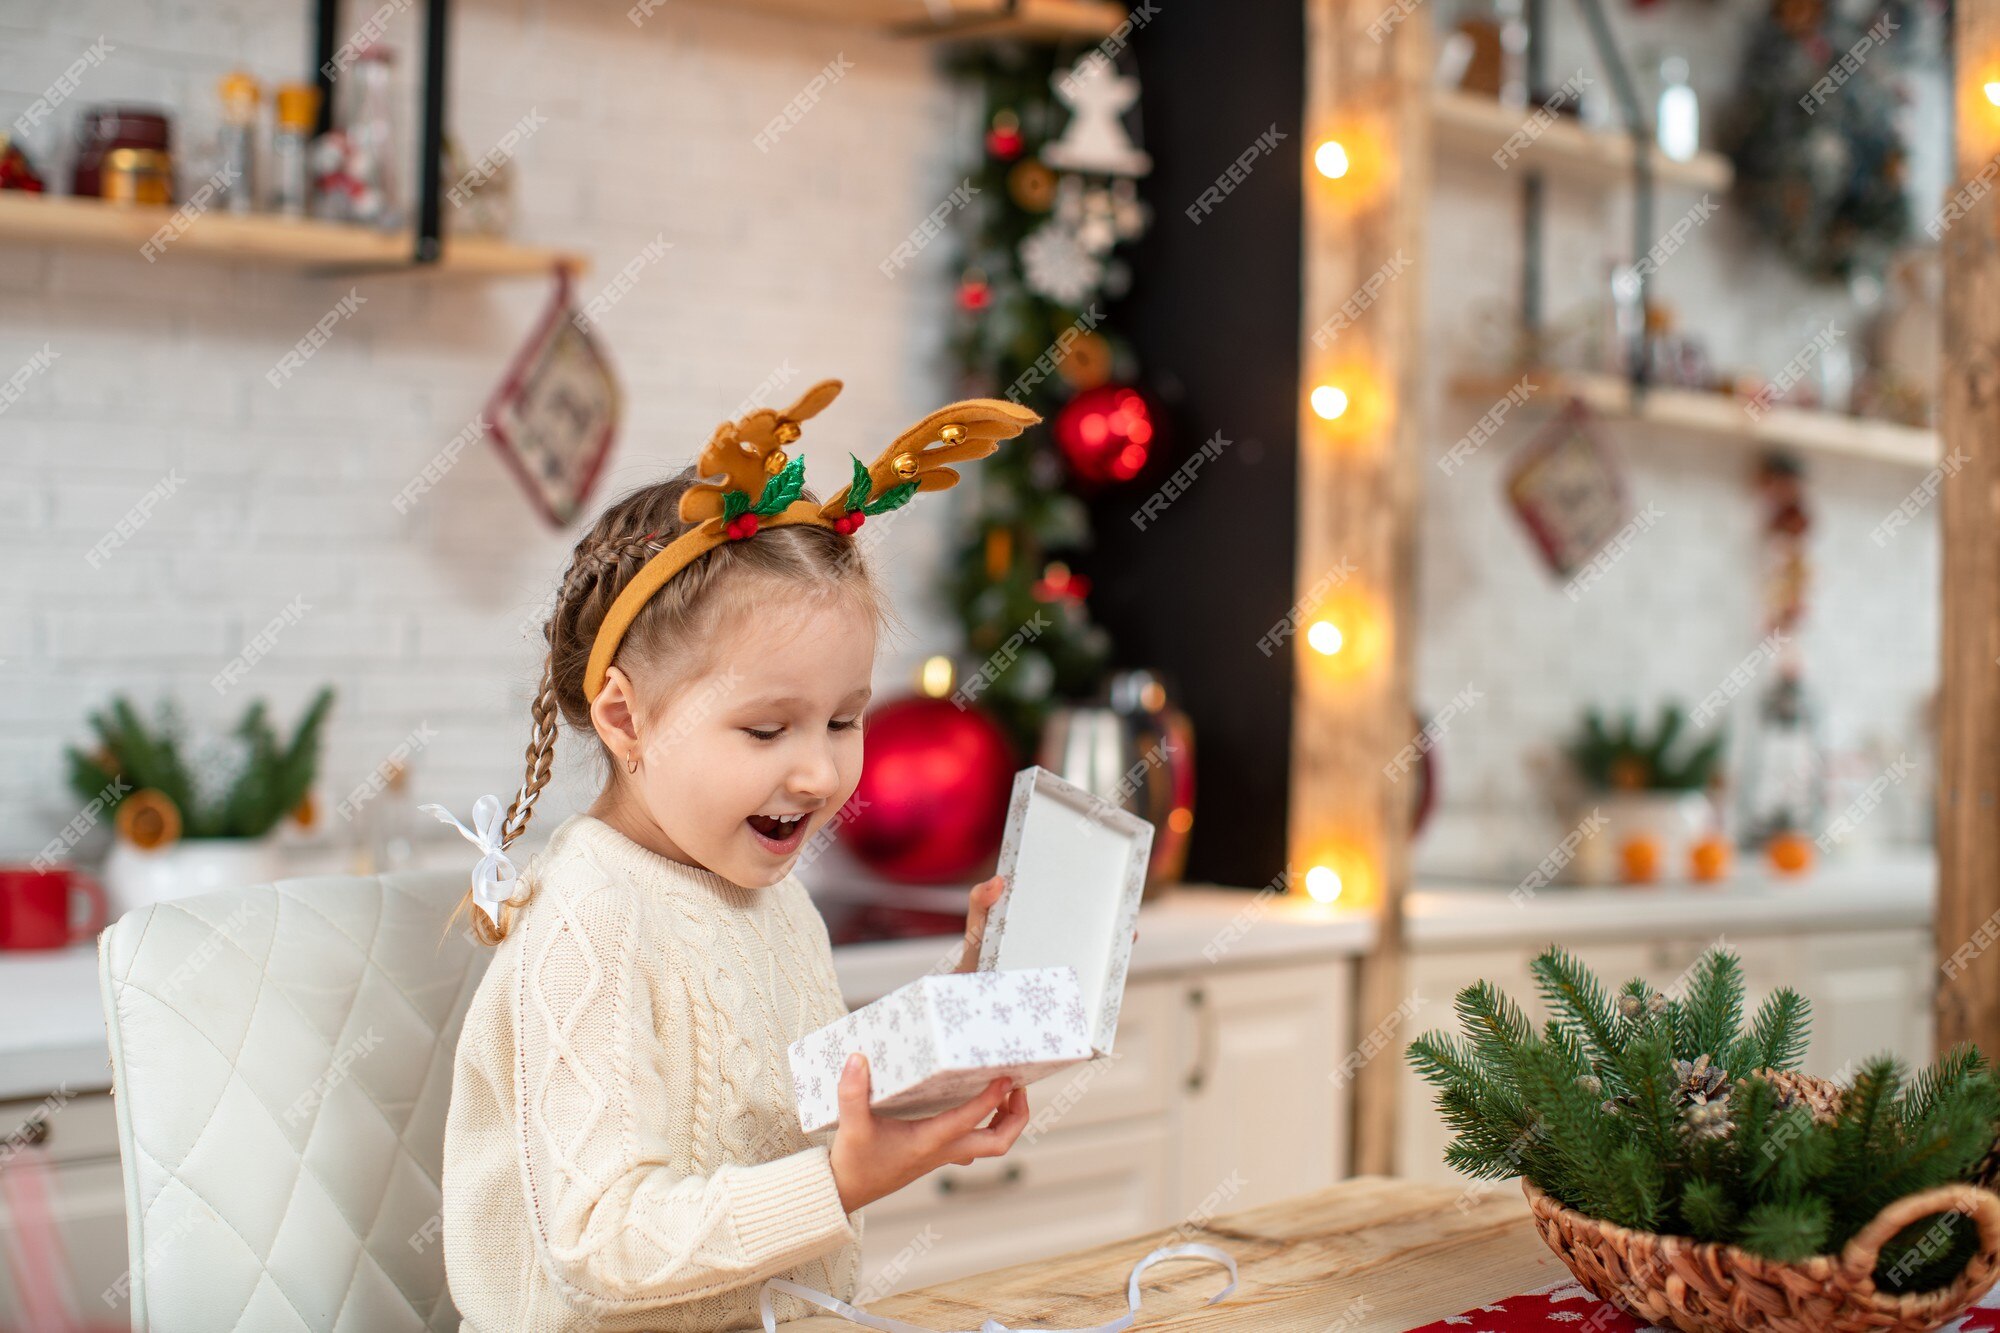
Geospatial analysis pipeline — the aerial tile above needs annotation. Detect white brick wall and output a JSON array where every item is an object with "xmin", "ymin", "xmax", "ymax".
[{"xmin": 0, "ymin": 0, "xmax": 978, "ymax": 858}]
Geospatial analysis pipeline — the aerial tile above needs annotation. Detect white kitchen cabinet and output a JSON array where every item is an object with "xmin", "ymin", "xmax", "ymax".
[
  {"xmin": 860, "ymin": 953, "xmax": 1356, "ymax": 1292},
  {"xmin": 1169, "ymin": 959, "xmax": 1347, "ymax": 1218},
  {"xmin": 0, "ymin": 1091, "xmax": 129, "ymax": 1326},
  {"xmin": 1395, "ymin": 927, "xmax": 1935, "ymax": 1183}
]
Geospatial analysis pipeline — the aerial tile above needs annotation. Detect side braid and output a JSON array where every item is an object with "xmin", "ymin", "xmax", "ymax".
[{"xmin": 499, "ymin": 532, "xmax": 662, "ymax": 852}]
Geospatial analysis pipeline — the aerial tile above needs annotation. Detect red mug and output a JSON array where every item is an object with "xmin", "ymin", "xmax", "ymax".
[{"xmin": 0, "ymin": 866, "xmax": 110, "ymax": 950}]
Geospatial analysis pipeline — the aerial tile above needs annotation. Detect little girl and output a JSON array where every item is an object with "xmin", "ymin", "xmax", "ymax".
[{"xmin": 437, "ymin": 381, "xmax": 1044, "ymax": 1331}]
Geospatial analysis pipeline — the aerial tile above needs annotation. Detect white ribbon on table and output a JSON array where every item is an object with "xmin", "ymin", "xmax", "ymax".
[
  {"xmin": 758, "ymin": 1241, "xmax": 1237, "ymax": 1333},
  {"xmin": 418, "ymin": 794, "xmax": 520, "ymax": 928}
]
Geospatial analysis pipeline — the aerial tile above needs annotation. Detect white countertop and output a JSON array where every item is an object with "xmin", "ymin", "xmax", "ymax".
[{"xmin": 1405, "ymin": 850, "xmax": 1935, "ymax": 949}]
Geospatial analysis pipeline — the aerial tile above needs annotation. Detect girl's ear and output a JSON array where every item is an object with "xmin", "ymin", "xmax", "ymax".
[{"xmin": 589, "ymin": 666, "xmax": 642, "ymax": 760}]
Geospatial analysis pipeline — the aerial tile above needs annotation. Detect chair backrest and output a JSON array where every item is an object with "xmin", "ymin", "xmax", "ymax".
[{"xmin": 97, "ymin": 870, "xmax": 491, "ymax": 1332}]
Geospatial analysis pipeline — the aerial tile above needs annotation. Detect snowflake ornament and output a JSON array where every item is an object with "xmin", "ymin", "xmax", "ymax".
[{"xmin": 1020, "ymin": 218, "xmax": 1102, "ymax": 304}]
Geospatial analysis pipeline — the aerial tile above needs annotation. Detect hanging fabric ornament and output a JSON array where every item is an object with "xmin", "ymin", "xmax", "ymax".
[
  {"xmin": 1020, "ymin": 219, "xmax": 1102, "ymax": 305},
  {"xmin": 1052, "ymin": 383, "xmax": 1157, "ymax": 486},
  {"xmin": 482, "ymin": 268, "xmax": 622, "ymax": 528},
  {"xmin": 985, "ymin": 108, "xmax": 1024, "ymax": 161},
  {"xmin": 1041, "ymin": 52, "xmax": 1152, "ymax": 178},
  {"xmin": 1007, "ymin": 158, "xmax": 1058, "ymax": 212}
]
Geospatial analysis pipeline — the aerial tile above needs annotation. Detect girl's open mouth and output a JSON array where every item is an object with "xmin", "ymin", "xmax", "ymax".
[{"xmin": 745, "ymin": 812, "xmax": 810, "ymax": 855}]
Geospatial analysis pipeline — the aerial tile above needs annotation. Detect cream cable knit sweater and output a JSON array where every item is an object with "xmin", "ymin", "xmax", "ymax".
[{"xmin": 442, "ymin": 812, "xmax": 864, "ymax": 1332}]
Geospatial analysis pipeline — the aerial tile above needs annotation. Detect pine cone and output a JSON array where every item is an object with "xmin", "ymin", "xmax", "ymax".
[
  {"xmin": 1672, "ymin": 1054, "xmax": 1730, "ymax": 1107},
  {"xmin": 1752, "ymin": 1067, "xmax": 1844, "ymax": 1124}
]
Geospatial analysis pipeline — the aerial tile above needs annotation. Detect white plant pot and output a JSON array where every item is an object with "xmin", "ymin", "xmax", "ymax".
[
  {"xmin": 1601, "ymin": 790, "xmax": 1716, "ymax": 884},
  {"xmin": 103, "ymin": 837, "xmax": 284, "ymax": 919}
]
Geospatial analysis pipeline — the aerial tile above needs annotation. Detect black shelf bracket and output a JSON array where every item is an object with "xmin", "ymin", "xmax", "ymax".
[
  {"xmin": 1518, "ymin": 0, "xmax": 1658, "ymax": 397},
  {"xmin": 310, "ymin": 0, "xmax": 448, "ymax": 269}
]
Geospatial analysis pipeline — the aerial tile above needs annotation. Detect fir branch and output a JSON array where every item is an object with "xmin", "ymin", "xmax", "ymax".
[
  {"xmin": 1531, "ymin": 947, "xmax": 1623, "ymax": 1065},
  {"xmin": 1902, "ymin": 1043, "xmax": 1990, "ymax": 1129},
  {"xmin": 1730, "ymin": 988, "xmax": 1811, "ymax": 1073},
  {"xmin": 1680, "ymin": 950, "xmax": 1746, "ymax": 1061},
  {"xmin": 1738, "ymin": 1195, "xmax": 1831, "ymax": 1263}
]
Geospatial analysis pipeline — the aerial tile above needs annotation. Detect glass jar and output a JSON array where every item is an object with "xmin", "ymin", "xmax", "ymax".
[{"xmin": 71, "ymin": 105, "xmax": 171, "ymax": 198}]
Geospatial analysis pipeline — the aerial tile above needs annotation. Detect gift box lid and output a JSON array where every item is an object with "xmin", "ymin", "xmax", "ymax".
[{"xmin": 975, "ymin": 765, "xmax": 1154, "ymax": 1056}]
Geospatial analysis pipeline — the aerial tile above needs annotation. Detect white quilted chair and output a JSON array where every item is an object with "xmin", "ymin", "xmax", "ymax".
[{"xmin": 96, "ymin": 870, "xmax": 491, "ymax": 1332}]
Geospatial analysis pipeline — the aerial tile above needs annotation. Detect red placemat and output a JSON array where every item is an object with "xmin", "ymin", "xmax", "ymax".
[{"xmin": 1408, "ymin": 1277, "xmax": 2000, "ymax": 1332}]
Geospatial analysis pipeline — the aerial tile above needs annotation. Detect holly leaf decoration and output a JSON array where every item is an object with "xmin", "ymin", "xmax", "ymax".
[
  {"xmin": 722, "ymin": 489, "xmax": 752, "ymax": 523},
  {"xmin": 752, "ymin": 454, "xmax": 807, "ymax": 516},
  {"xmin": 847, "ymin": 454, "xmax": 873, "ymax": 511},
  {"xmin": 861, "ymin": 479, "xmax": 919, "ymax": 516}
]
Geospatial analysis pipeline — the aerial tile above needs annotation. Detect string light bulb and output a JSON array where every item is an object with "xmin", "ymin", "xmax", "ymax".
[
  {"xmin": 1307, "ymin": 620, "xmax": 1344, "ymax": 655},
  {"xmin": 1987, "ymin": 81, "xmax": 2000, "ymax": 106},
  {"xmin": 1310, "ymin": 384, "xmax": 1350, "ymax": 420},
  {"xmin": 918, "ymin": 655, "xmax": 955, "ymax": 698},
  {"xmin": 1314, "ymin": 139, "xmax": 1350, "ymax": 179},
  {"xmin": 1304, "ymin": 864, "xmax": 1343, "ymax": 903}
]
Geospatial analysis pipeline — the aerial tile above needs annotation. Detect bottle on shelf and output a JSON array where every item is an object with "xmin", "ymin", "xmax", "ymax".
[
  {"xmin": 216, "ymin": 71, "xmax": 260, "ymax": 213},
  {"xmin": 271, "ymin": 84, "xmax": 320, "ymax": 218},
  {"xmin": 1656, "ymin": 56, "xmax": 1699, "ymax": 163}
]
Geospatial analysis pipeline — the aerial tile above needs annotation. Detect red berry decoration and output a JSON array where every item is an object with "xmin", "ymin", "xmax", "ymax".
[
  {"xmin": 1051, "ymin": 383, "xmax": 1158, "ymax": 487},
  {"xmin": 957, "ymin": 273, "xmax": 991, "ymax": 312},
  {"xmin": 832, "ymin": 512, "xmax": 865, "ymax": 535},
  {"xmin": 725, "ymin": 513, "xmax": 761, "ymax": 540}
]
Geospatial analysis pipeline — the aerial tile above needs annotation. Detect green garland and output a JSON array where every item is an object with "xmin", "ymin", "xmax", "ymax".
[{"xmin": 1408, "ymin": 946, "xmax": 2000, "ymax": 1287}]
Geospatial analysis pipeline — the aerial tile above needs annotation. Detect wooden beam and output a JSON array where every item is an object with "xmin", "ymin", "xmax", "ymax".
[
  {"xmin": 1937, "ymin": 0, "xmax": 2000, "ymax": 1056},
  {"xmin": 1293, "ymin": 0, "xmax": 1427, "ymax": 1174}
]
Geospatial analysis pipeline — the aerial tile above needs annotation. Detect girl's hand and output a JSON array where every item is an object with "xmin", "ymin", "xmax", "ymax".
[
  {"xmin": 955, "ymin": 875, "xmax": 1005, "ymax": 973},
  {"xmin": 828, "ymin": 1054, "xmax": 1030, "ymax": 1213}
]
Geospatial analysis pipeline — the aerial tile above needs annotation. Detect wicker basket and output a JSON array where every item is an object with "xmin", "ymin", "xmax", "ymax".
[{"xmin": 1524, "ymin": 1179, "xmax": 2000, "ymax": 1333}]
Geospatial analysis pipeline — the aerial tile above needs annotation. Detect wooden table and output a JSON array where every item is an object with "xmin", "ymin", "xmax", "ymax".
[{"xmin": 785, "ymin": 1176, "xmax": 1571, "ymax": 1330}]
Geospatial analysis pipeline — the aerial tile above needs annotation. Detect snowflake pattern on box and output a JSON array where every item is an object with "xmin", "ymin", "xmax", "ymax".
[{"xmin": 788, "ymin": 966, "xmax": 1091, "ymax": 1133}]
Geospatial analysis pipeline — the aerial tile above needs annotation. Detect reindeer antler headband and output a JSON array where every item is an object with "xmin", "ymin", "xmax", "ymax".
[{"xmin": 583, "ymin": 378, "xmax": 1040, "ymax": 701}]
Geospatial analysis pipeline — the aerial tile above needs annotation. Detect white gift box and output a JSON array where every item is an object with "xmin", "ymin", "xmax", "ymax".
[{"xmin": 790, "ymin": 764, "xmax": 1154, "ymax": 1132}]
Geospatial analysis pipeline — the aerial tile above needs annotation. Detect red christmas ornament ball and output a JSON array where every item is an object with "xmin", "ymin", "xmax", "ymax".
[
  {"xmin": 837, "ymin": 696, "xmax": 1018, "ymax": 884},
  {"xmin": 1052, "ymin": 384, "xmax": 1157, "ymax": 486}
]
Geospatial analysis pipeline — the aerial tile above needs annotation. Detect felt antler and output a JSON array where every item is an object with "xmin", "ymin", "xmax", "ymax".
[
  {"xmin": 680, "ymin": 379, "xmax": 844, "ymax": 525},
  {"xmin": 822, "ymin": 398, "xmax": 1041, "ymax": 523}
]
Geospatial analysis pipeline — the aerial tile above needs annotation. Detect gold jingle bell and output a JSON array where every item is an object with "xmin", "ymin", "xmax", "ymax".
[
  {"xmin": 765, "ymin": 450, "xmax": 789, "ymax": 476},
  {"xmin": 891, "ymin": 451, "xmax": 921, "ymax": 480},
  {"xmin": 939, "ymin": 423, "xmax": 967, "ymax": 445},
  {"xmin": 774, "ymin": 420, "xmax": 803, "ymax": 445}
]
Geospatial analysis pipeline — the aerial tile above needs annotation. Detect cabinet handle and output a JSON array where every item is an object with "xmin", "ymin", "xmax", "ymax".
[
  {"xmin": 1185, "ymin": 986, "xmax": 1215, "ymax": 1092},
  {"xmin": 936, "ymin": 1162, "xmax": 1024, "ymax": 1196}
]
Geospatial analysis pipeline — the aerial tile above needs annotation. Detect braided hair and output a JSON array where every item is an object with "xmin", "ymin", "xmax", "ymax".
[{"xmin": 450, "ymin": 466, "xmax": 896, "ymax": 946}]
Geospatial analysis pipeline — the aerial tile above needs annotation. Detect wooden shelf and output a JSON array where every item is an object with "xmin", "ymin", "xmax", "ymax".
[
  {"xmin": 1429, "ymin": 89, "xmax": 1734, "ymax": 193},
  {"xmin": 0, "ymin": 192, "xmax": 585, "ymax": 278},
  {"xmin": 1449, "ymin": 369, "xmax": 1940, "ymax": 469},
  {"xmin": 687, "ymin": 0, "xmax": 1126, "ymax": 40}
]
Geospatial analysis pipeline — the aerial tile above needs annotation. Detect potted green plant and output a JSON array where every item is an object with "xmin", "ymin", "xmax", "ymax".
[
  {"xmin": 1565, "ymin": 703, "xmax": 1728, "ymax": 884},
  {"xmin": 66, "ymin": 689, "xmax": 335, "ymax": 915},
  {"xmin": 1408, "ymin": 946, "xmax": 2000, "ymax": 1332}
]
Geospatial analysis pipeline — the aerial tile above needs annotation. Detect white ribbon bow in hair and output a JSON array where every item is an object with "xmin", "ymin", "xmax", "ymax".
[{"xmin": 419, "ymin": 794, "xmax": 519, "ymax": 928}]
